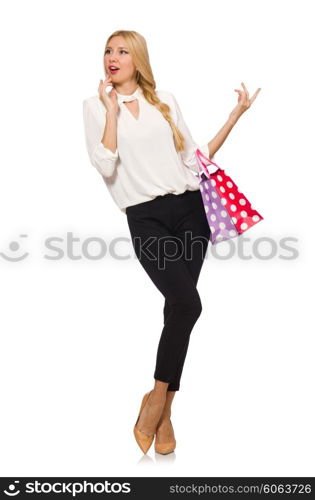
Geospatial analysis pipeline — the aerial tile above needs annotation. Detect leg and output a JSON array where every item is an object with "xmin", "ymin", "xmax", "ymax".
[
  {"xmin": 136, "ymin": 379, "xmax": 169, "ymax": 437},
  {"xmin": 155, "ymin": 390, "xmax": 176, "ymax": 449},
  {"xmin": 127, "ymin": 211, "xmax": 203, "ymax": 386},
  {"xmin": 157, "ymin": 231, "xmax": 208, "ymax": 437},
  {"xmin": 127, "ymin": 203, "xmax": 204, "ymax": 434},
  {"xmin": 163, "ymin": 192, "xmax": 211, "ymax": 391},
  {"xmin": 156, "ymin": 193, "xmax": 210, "ymax": 446},
  {"xmin": 157, "ymin": 389, "xmax": 175, "ymax": 421},
  {"xmin": 162, "ymin": 301, "xmax": 191, "ymax": 392}
]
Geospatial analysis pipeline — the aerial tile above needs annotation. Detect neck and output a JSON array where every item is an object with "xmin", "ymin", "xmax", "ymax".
[{"xmin": 114, "ymin": 81, "xmax": 139, "ymax": 95}]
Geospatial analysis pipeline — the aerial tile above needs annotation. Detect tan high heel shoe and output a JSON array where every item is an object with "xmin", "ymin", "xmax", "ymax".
[
  {"xmin": 154, "ymin": 418, "xmax": 176, "ymax": 455},
  {"xmin": 133, "ymin": 390, "xmax": 154, "ymax": 454}
]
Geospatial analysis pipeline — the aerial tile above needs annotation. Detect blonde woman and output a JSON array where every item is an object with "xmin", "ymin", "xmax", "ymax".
[{"xmin": 83, "ymin": 30, "xmax": 261, "ymax": 455}]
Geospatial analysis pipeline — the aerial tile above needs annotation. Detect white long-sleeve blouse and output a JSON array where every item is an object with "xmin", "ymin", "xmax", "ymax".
[{"xmin": 82, "ymin": 86, "xmax": 210, "ymax": 213}]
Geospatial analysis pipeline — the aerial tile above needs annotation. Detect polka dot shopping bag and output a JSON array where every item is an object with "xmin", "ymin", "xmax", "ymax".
[{"xmin": 195, "ymin": 148, "xmax": 263, "ymax": 244}]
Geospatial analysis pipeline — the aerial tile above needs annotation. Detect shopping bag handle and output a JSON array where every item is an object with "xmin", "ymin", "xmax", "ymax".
[{"xmin": 195, "ymin": 148, "xmax": 221, "ymax": 178}]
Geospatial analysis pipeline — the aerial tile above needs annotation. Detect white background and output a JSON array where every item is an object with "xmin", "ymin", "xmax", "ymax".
[{"xmin": 1, "ymin": 0, "xmax": 314, "ymax": 477}]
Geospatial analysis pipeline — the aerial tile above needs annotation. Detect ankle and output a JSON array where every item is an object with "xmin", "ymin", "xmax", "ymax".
[
  {"xmin": 149, "ymin": 390, "xmax": 167, "ymax": 406},
  {"xmin": 158, "ymin": 409, "xmax": 172, "ymax": 423}
]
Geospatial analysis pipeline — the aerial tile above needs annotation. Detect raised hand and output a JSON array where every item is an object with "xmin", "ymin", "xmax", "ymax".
[
  {"xmin": 230, "ymin": 82, "xmax": 261, "ymax": 121},
  {"xmin": 98, "ymin": 75, "xmax": 119, "ymax": 115}
]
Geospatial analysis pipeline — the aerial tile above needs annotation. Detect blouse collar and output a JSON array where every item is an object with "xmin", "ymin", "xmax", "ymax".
[{"xmin": 115, "ymin": 86, "xmax": 146, "ymax": 105}]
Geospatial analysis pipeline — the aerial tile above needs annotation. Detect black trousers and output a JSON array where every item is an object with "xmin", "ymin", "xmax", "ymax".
[{"xmin": 126, "ymin": 189, "xmax": 211, "ymax": 391}]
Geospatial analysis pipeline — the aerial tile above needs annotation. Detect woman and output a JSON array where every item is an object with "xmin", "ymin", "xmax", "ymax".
[{"xmin": 83, "ymin": 30, "xmax": 261, "ymax": 455}]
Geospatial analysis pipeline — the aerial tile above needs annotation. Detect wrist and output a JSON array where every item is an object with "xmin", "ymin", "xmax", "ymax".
[
  {"xmin": 227, "ymin": 113, "xmax": 240, "ymax": 126},
  {"xmin": 106, "ymin": 110, "xmax": 117, "ymax": 119}
]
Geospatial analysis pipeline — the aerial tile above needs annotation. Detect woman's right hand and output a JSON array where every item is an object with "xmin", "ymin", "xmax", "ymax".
[{"xmin": 98, "ymin": 75, "xmax": 119, "ymax": 115}]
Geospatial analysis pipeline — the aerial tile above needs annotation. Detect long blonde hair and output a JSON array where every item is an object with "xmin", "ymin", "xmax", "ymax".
[{"xmin": 103, "ymin": 30, "xmax": 186, "ymax": 152}]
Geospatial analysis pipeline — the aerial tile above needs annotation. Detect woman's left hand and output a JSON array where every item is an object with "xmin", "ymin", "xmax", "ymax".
[{"xmin": 230, "ymin": 82, "xmax": 261, "ymax": 122}]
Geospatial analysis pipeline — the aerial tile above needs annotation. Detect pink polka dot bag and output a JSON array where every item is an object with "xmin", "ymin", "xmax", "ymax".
[{"xmin": 195, "ymin": 148, "xmax": 264, "ymax": 245}]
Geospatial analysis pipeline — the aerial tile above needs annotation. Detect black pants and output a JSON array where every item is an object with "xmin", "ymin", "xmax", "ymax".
[{"xmin": 126, "ymin": 189, "xmax": 211, "ymax": 391}]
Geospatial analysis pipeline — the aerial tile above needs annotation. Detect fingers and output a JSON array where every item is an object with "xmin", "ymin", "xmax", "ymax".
[
  {"xmin": 241, "ymin": 82, "xmax": 249, "ymax": 100},
  {"xmin": 98, "ymin": 75, "xmax": 114, "ymax": 96},
  {"xmin": 235, "ymin": 82, "xmax": 262, "ymax": 107},
  {"xmin": 234, "ymin": 85, "xmax": 246, "ymax": 104},
  {"xmin": 249, "ymin": 87, "xmax": 262, "ymax": 104},
  {"xmin": 99, "ymin": 75, "xmax": 113, "ymax": 86},
  {"xmin": 234, "ymin": 89, "xmax": 242, "ymax": 100}
]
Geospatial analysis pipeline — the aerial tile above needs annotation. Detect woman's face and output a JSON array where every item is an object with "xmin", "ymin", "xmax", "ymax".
[{"xmin": 104, "ymin": 36, "xmax": 137, "ymax": 84}]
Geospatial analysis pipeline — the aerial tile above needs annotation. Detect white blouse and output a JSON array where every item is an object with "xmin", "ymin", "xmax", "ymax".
[{"xmin": 82, "ymin": 86, "xmax": 211, "ymax": 213}]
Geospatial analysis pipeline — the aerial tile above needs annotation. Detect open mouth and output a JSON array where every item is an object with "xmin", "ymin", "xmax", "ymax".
[{"xmin": 109, "ymin": 66, "xmax": 120, "ymax": 74}]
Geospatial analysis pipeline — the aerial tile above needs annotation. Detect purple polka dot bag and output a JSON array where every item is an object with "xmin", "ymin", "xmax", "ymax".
[{"xmin": 195, "ymin": 148, "xmax": 264, "ymax": 245}]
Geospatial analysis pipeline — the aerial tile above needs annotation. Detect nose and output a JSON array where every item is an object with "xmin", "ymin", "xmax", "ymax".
[{"xmin": 109, "ymin": 51, "xmax": 118, "ymax": 61}]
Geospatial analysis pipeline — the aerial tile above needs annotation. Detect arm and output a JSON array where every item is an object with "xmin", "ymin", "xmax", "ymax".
[
  {"xmin": 102, "ymin": 110, "xmax": 118, "ymax": 154},
  {"xmin": 205, "ymin": 82, "xmax": 262, "ymax": 157},
  {"xmin": 205, "ymin": 114, "xmax": 239, "ymax": 159},
  {"xmin": 82, "ymin": 99, "xmax": 119, "ymax": 178}
]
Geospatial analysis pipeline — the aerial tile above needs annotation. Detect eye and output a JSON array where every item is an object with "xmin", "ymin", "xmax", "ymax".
[{"xmin": 104, "ymin": 49, "xmax": 128, "ymax": 54}]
